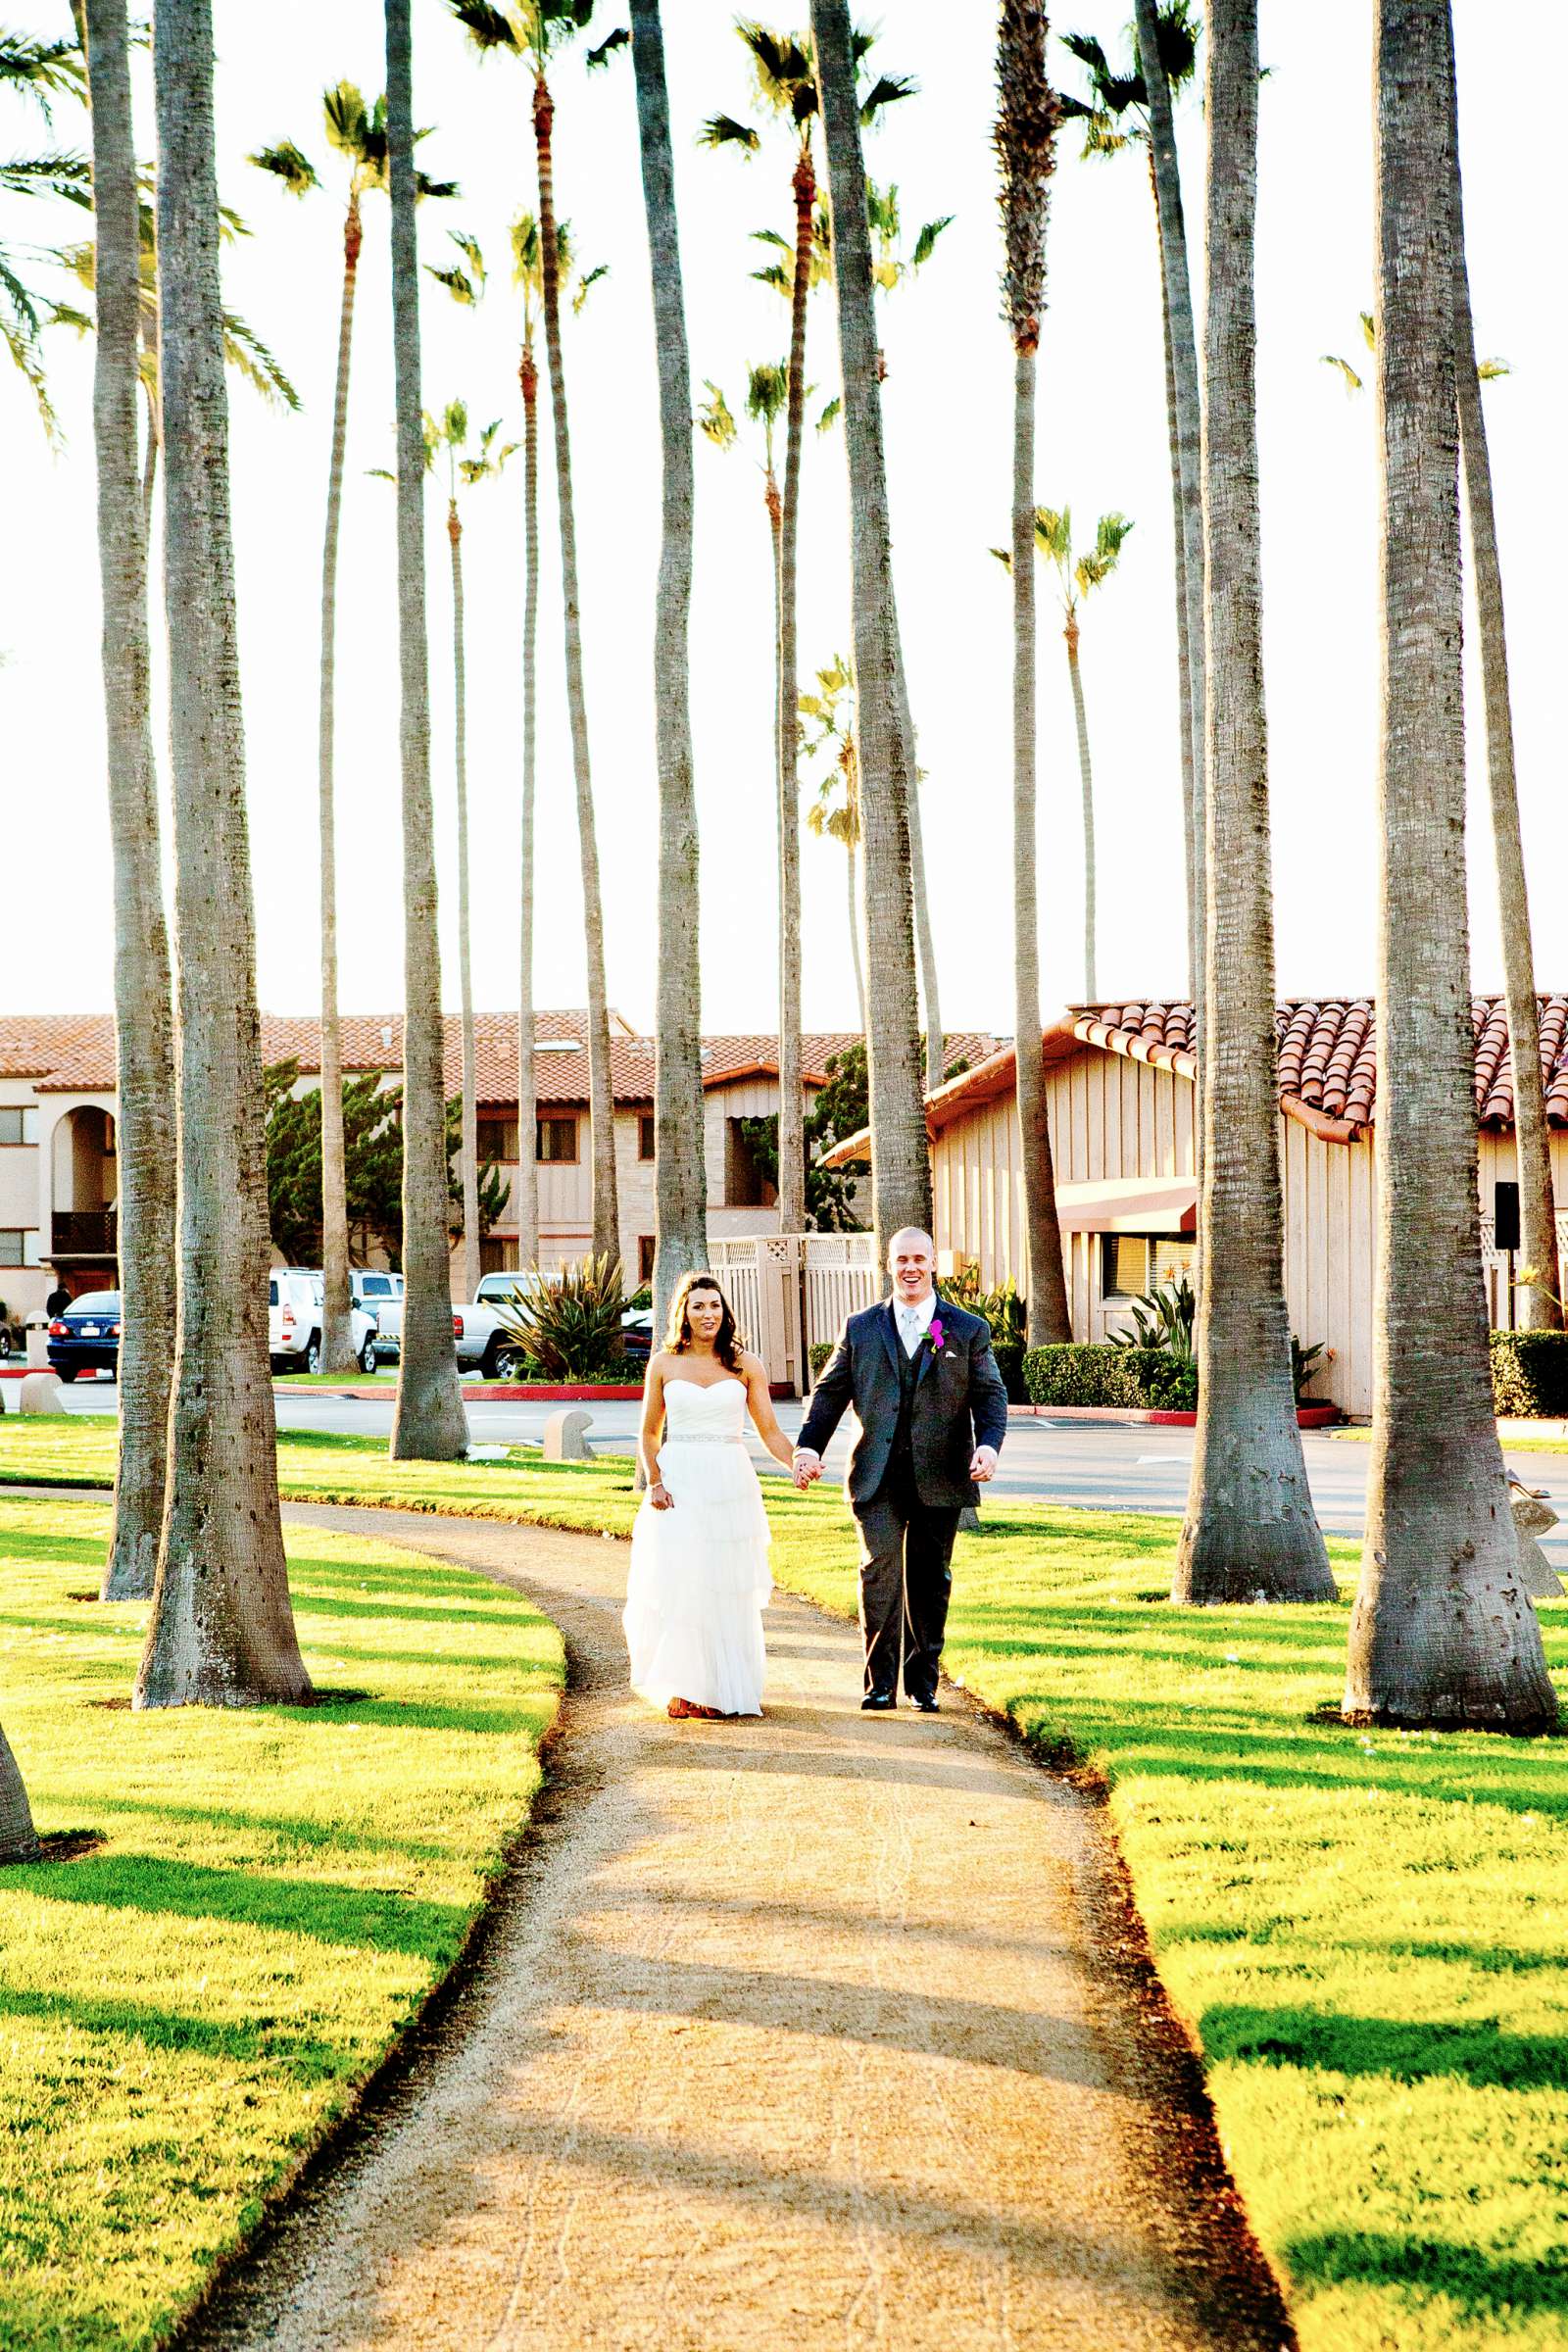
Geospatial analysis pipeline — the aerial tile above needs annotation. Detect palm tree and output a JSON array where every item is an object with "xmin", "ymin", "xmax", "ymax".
[
  {"xmin": 0, "ymin": 26, "xmax": 91, "ymax": 436},
  {"xmin": 808, "ymin": 0, "xmax": 927, "ymax": 1244},
  {"xmin": 250, "ymin": 87, "xmax": 455, "ymax": 1374},
  {"xmin": 0, "ymin": 1725, "xmax": 37, "ymax": 1862},
  {"xmin": 801, "ymin": 654, "xmax": 866, "ymax": 1031},
  {"xmin": 81, "ymin": 0, "xmax": 175, "ymax": 1604},
  {"xmin": 1032, "ymin": 505, "xmax": 1133, "ymax": 1002},
  {"xmin": 996, "ymin": 0, "xmax": 1071, "ymax": 1348},
  {"xmin": 1345, "ymin": 0, "xmax": 1555, "ymax": 1731},
  {"xmin": 385, "ymin": 0, "xmax": 468, "ymax": 1463},
  {"xmin": 428, "ymin": 393, "xmax": 518, "ymax": 1306},
  {"xmin": 626, "ymin": 1, "xmax": 708, "ymax": 1324},
  {"xmin": 1322, "ymin": 345, "xmax": 1558, "ymax": 1335},
  {"xmin": 702, "ymin": 20, "xmax": 912, "ymax": 1234},
  {"xmin": 698, "ymin": 361, "xmax": 788, "ymax": 726},
  {"xmin": 448, "ymin": 0, "xmax": 620, "ymax": 1267},
  {"xmin": 135, "ymin": 0, "xmax": 310, "ymax": 1705},
  {"xmin": 1061, "ymin": 4, "xmax": 1204, "ymax": 1001},
  {"xmin": 1171, "ymin": 0, "xmax": 1333, "ymax": 1608}
]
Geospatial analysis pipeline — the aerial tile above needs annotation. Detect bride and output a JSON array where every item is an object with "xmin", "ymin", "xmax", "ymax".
[{"xmin": 624, "ymin": 1270, "xmax": 797, "ymax": 1720}]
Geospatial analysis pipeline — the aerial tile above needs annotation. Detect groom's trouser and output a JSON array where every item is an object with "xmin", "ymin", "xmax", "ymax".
[{"xmin": 855, "ymin": 1461, "xmax": 962, "ymax": 1700}]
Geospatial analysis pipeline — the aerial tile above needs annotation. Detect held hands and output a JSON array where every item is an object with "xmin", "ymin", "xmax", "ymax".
[
  {"xmin": 792, "ymin": 1447, "xmax": 823, "ymax": 1492},
  {"xmin": 969, "ymin": 1445, "xmax": 999, "ymax": 1485}
]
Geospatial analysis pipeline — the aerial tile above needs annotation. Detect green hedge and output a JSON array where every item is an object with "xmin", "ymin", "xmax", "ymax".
[
  {"xmin": 1491, "ymin": 1330, "xmax": 1568, "ymax": 1417},
  {"xmin": 808, "ymin": 1340, "xmax": 834, "ymax": 1378},
  {"xmin": 1022, "ymin": 1343, "xmax": 1197, "ymax": 1411}
]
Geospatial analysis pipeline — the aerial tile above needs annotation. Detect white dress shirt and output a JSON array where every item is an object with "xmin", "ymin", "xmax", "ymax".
[{"xmin": 895, "ymin": 1291, "xmax": 937, "ymax": 1357}]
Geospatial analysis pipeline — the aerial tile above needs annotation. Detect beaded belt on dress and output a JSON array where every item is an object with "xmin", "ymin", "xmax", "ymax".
[{"xmin": 663, "ymin": 1433, "xmax": 743, "ymax": 1445}]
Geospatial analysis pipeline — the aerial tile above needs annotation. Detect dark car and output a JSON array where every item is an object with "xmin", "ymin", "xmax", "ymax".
[{"xmin": 47, "ymin": 1289, "xmax": 122, "ymax": 1382}]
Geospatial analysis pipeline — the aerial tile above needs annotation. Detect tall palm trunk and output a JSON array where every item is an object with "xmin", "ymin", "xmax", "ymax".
[
  {"xmin": 386, "ymin": 0, "xmax": 467, "ymax": 1462},
  {"xmin": 84, "ymin": 0, "xmax": 176, "ymax": 1603},
  {"xmin": 630, "ymin": 0, "xmax": 708, "ymax": 1325},
  {"xmin": 774, "ymin": 145, "xmax": 812, "ymax": 1235},
  {"xmin": 448, "ymin": 498, "xmax": 481, "ymax": 1305},
  {"xmin": 514, "ymin": 326, "xmax": 539, "ymax": 1268},
  {"xmin": 1152, "ymin": 174, "xmax": 1198, "ymax": 1001},
  {"xmin": 845, "ymin": 840, "xmax": 867, "ymax": 1033},
  {"xmin": 0, "ymin": 1723, "xmax": 37, "ymax": 1863},
  {"xmin": 1134, "ymin": 0, "xmax": 1205, "ymax": 1015},
  {"xmin": 1063, "ymin": 613, "xmax": 1097, "ymax": 1003},
  {"xmin": 136, "ymin": 0, "xmax": 310, "ymax": 1704},
  {"xmin": 1345, "ymin": 0, "xmax": 1554, "ymax": 1731},
  {"xmin": 811, "ymin": 0, "xmax": 929, "ymax": 1247},
  {"xmin": 1173, "ymin": 0, "xmax": 1332, "ymax": 1607},
  {"xmin": 894, "ymin": 646, "xmax": 943, "ymax": 1091},
  {"xmin": 1444, "ymin": 36, "xmax": 1558, "ymax": 1329},
  {"xmin": 533, "ymin": 72, "xmax": 618, "ymax": 1268},
  {"xmin": 997, "ymin": 0, "xmax": 1071, "ymax": 1346},
  {"xmin": 318, "ymin": 188, "xmax": 363, "ymax": 1374},
  {"xmin": 1011, "ymin": 351, "xmax": 1070, "ymax": 1342}
]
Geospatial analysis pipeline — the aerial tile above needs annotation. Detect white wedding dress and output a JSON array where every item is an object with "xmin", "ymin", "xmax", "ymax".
[{"xmin": 623, "ymin": 1375, "xmax": 773, "ymax": 1717}]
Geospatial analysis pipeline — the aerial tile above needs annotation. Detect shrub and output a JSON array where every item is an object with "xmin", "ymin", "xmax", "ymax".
[
  {"xmin": 1490, "ymin": 1330, "xmax": 1568, "ymax": 1418},
  {"xmin": 993, "ymin": 1338, "xmax": 1026, "ymax": 1403},
  {"xmin": 1140, "ymin": 1352, "xmax": 1198, "ymax": 1411},
  {"xmin": 941, "ymin": 1265, "xmax": 1026, "ymax": 1349},
  {"xmin": 492, "ymin": 1253, "xmax": 626, "ymax": 1381},
  {"xmin": 1023, "ymin": 1344, "xmax": 1147, "ymax": 1408},
  {"xmin": 808, "ymin": 1339, "xmax": 834, "ymax": 1378},
  {"xmin": 1107, "ymin": 1274, "xmax": 1195, "ymax": 1360}
]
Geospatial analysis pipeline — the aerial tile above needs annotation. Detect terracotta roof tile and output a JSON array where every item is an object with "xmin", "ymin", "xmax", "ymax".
[
  {"xmin": 1080, "ymin": 997, "xmax": 1568, "ymax": 1130},
  {"xmin": 4, "ymin": 1010, "xmax": 997, "ymax": 1109}
]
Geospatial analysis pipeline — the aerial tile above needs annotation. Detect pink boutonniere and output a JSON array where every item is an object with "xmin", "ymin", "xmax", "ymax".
[{"xmin": 928, "ymin": 1316, "xmax": 946, "ymax": 1352}]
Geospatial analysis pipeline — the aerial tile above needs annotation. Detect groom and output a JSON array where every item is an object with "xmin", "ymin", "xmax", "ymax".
[{"xmin": 793, "ymin": 1229, "xmax": 1008, "ymax": 1712}]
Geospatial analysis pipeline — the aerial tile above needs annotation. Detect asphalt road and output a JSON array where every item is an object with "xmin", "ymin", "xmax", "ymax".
[{"xmin": 54, "ymin": 1376, "xmax": 1568, "ymax": 1566}]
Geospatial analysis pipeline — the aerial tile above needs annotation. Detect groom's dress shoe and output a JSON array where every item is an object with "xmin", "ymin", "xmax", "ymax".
[
  {"xmin": 860, "ymin": 1690, "xmax": 897, "ymax": 1712},
  {"xmin": 907, "ymin": 1691, "xmax": 939, "ymax": 1713}
]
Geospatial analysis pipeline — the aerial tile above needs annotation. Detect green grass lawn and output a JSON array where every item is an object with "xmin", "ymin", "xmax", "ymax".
[
  {"xmin": 6, "ymin": 1415, "xmax": 1568, "ymax": 2348},
  {"xmin": 0, "ymin": 1489, "xmax": 563, "ymax": 2349}
]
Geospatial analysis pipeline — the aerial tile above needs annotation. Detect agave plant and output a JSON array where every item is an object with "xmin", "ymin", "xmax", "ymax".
[
  {"xmin": 1107, "ymin": 1272, "xmax": 1195, "ymax": 1359},
  {"xmin": 492, "ymin": 1253, "xmax": 627, "ymax": 1381}
]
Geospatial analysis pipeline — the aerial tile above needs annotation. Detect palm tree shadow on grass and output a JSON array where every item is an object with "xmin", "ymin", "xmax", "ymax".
[
  {"xmin": 1203, "ymin": 2001, "xmax": 1568, "ymax": 2095},
  {"xmin": 1284, "ymin": 2230, "xmax": 1568, "ymax": 2321},
  {"xmin": 15, "ymin": 1853, "xmax": 469, "ymax": 1955},
  {"xmin": 0, "ymin": 1981, "xmax": 343, "ymax": 2074}
]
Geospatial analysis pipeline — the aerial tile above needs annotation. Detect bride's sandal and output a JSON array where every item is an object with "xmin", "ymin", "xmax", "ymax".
[{"xmin": 667, "ymin": 1696, "xmax": 722, "ymax": 1721}]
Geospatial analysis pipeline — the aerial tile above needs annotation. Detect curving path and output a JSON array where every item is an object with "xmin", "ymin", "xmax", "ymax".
[{"xmin": 184, "ymin": 1502, "xmax": 1293, "ymax": 2352}]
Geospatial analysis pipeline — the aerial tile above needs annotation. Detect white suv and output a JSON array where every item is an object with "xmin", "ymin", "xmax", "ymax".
[
  {"xmin": 351, "ymin": 1268, "xmax": 404, "ymax": 1362},
  {"xmin": 269, "ymin": 1270, "xmax": 379, "ymax": 1375}
]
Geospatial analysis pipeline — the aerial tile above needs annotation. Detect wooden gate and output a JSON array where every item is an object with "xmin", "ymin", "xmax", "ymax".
[{"xmin": 710, "ymin": 1232, "xmax": 880, "ymax": 1393}]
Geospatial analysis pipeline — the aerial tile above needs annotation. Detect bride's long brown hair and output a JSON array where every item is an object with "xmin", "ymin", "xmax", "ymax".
[{"xmin": 664, "ymin": 1271, "xmax": 746, "ymax": 1375}]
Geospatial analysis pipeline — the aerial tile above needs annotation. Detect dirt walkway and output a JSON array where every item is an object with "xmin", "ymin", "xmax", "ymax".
[{"xmin": 183, "ymin": 1502, "xmax": 1291, "ymax": 2352}]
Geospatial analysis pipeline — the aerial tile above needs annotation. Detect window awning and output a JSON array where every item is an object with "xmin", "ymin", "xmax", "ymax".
[{"xmin": 1054, "ymin": 1176, "xmax": 1198, "ymax": 1234}]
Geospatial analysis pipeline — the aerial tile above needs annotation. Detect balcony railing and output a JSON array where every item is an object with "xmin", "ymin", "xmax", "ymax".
[{"xmin": 53, "ymin": 1209, "xmax": 117, "ymax": 1255}]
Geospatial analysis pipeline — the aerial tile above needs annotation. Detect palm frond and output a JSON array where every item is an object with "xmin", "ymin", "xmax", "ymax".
[
  {"xmin": 745, "ymin": 358, "xmax": 788, "ymax": 421},
  {"xmin": 1059, "ymin": 29, "xmax": 1110, "ymax": 78},
  {"xmin": 750, "ymin": 224, "xmax": 791, "ymax": 251},
  {"xmin": 220, "ymin": 307, "xmax": 301, "ymax": 411},
  {"xmin": 249, "ymin": 138, "xmax": 319, "ymax": 196},
  {"xmin": 697, "ymin": 381, "xmax": 737, "ymax": 449},
  {"xmin": 1033, "ymin": 504, "xmax": 1071, "ymax": 564},
  {"xmin": 1319, "ymin": 353, "xmax": 1362, "ymax": 394},
  {"xmin": 815, "ymin": 393, "xmax": 841, "ymax": 433},
  {"xmin": 585, "ymin": 26, "xmax": 629, "ymax": 70},
  {"xmin": 447, "ymin": 0, "xmax": 520, "ymax": 52},
  {"xmin": 0, "ymin": 249, "xmax": 56, "ymax": 439},
  {"xmin": 0, "ymin": 150, "xmax": 90, "ymax": 197},
  {"xmin": 321, "ymin": 79, "xmax": 372, "ymax": 160},
  {"xmin": 427, "ymin": 263, "xmax": 478, "ymax": 304},
  {"xmin": 415, "ymin": 170, "xmax": 461, "ymax": 202},
  {"xmin": 990, "ymin": 546, "xmax": 1012, "ymax": 571},
  {"xmin": 858, "ymin": 72, "xmax": 915, "ymax": 124},
  {"xmin": 910, "ymin": 215, "xmax": 953, "ymax": 269},
  {"xmin": 0, "ymin": 28, "xmax": 85, "ymax": 123},
  {"xmin": 697, "ymin": 111, "xmax": 760, "ymax": 152},
  {"xmin": 571, "ymin": 260, "xmax": 609, "ymax": 314},
  {"xmin": 1478, "ymin": 356, "xmax": 1511, "ymax": 381},
  {"xmin": 751, "ymin": 263, "xmax": 790, "ymax": 295},
  {"xmin": 1153, "ymin": 0, "xmax": 1200, "ymax": 93}
]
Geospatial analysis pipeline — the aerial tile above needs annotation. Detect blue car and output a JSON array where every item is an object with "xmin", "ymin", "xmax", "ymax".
[{"xmin": 47, "ymin": 1289, "xmax": 121, "ymax": 1382}]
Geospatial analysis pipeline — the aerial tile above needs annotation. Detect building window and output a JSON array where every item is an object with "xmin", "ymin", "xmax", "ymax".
[
  {"xmin": 724, "ymin": 1118, "xmax": 777, "ymax": 1210},
  {"xmin": 479, "ymin": 1237, "xmax": 515, "ymax": 1275},
  {"xmin": 638, "ymin": 1234, "xmax": 656, "ymax": 1283},
  {"xmin": 639, "ymin": 1115, "xmax": 656, "ymax": 1162},
  {"xmin": 536, "ymin": 1115, "xmax": 578, "ymax": 1164},
  {"xmin": 1494, "ymin": 1181, "xmax": 1521, "ymax": 1252},
  {"xmin": 1152, "ymin": 1238, "xmax": 1196, "ymax": 1289},
  {"xmin": 0, "ymin": 1108, "xmax": 37, "ymax": 1147},
  {"xmin": 0, "ymin": 1230, "xmax": 40, "ymax": 1267},
  {"xmin": 1102, "ymin": 1235, "xmax": 1151, "ymax": 1301},
  {"xmin": 477, "ymin": 1117, "xmax": 520, "ymax": 1163}
]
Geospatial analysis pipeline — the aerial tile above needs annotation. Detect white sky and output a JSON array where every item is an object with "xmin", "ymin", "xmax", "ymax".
[{"xmin": 0, "ymin": 1, "xmax": 1556, "ymax": 1038}]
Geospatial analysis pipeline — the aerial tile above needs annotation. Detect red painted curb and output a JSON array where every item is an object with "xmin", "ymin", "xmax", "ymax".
[{"xmin": 1009, "ymin": 1399, "xmax": 1342, "ymax": 1429}]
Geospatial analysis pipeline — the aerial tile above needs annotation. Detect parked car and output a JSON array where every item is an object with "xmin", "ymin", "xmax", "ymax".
[
  {"xmin": 47, "ymin": 1289, "xmax": 121, "ymax": 1382},
  {"xmin": 619, "ymin": 1308, "xmax": 654, "ymax": 1371},
  {"xmin": 452, "ymin": 1272, "xmax": 554, "ymax": 1379},
  {"xmin": 269, "ymin": 1270, "xmax": 378, "ymax": 1376},
  {"xmin": 350, "ymin": 1268, "xmax": 404, "ymax": 1362}
]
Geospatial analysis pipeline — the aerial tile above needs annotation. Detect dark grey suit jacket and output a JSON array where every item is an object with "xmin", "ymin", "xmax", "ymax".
[{"xmin": 796, "ymin": 1294, "xmax": 1009, "ymax": 1511}]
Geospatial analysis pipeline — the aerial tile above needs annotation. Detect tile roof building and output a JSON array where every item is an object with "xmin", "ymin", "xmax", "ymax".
[{"xmin": 845, "ymin": 996, "xmax": 1567, "ymax": 1422}]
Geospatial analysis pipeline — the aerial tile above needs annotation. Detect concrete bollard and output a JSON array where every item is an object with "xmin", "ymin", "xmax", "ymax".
[
  {"xmin": 24, "ymin": 1318, "xmax": 49, "ymax": 1369},
  {"xmin": 542, "ymin": 1407, "xmax": 594, "ymax": 1463},
  {"xmin": 19, "ymin": 1372, "xmax": 64, "ymax": 1415},
  {"xmin": 1508, "ymin": 1480, "xmax": 1565, "ymax": 1599}
]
